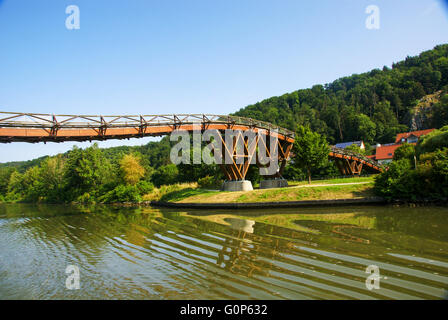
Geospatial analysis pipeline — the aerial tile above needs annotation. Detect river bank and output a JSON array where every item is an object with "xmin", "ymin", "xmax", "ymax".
[
  {"xmin": 140, "ymin": 177, "xmax": 446, "ymax": 209},
  {"xmin": 2, "ymin": 176, "xmax": 446, "ymax": 208},
  {"xmin": 142, "ymin": 178, "xmax": 376, "ymax": 204},
  {"xmin": 150, "ymin": 197, "xmax": 387, "ymax": 209}
]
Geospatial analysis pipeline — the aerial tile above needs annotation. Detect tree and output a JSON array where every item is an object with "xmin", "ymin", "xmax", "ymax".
[
  {"xmin": 37, "ymin": 156, "xmax": 66, "ymax": 202},
  {"xmin": 354, "ymin": 114, "xmax": 376, "ymax": 144},
  {"xmin": 7, "ymin": 171, "xmax": 25, "ymax": 197},
  {"xmin": 393, "ymin": 143, "xmax": 416, "ymax": 164},
  {"xmin": 431, "ymin": 94, "xmax": 448, "ymax": 128},
  {"xmin": 0, "ymin": 167, "xmax": 16, "ymax": 197},
  {"xmin": 7, "ymin": 167, "xmax": 40, "ymax": 201},
  {"xmin": 151, "ymin": 164, "xmax": 179, "ymax": 187},
  {"xmin": 292, "ymin": 125, "xmax": 330, "ymax": 184},
  {"xmin": 374, "ymin": 159, "xmax": 414, "ymax": 199},
  {"xmin": 416, "ymin": 126, "xmax": 448, "ymax": 156},
  {"xmin": 63, "ymin": 144, "xmax": 114, "ymax": 201},
  {"xmin": 120, "ymin": 154, "xmax": 145, "ymax": 185}
]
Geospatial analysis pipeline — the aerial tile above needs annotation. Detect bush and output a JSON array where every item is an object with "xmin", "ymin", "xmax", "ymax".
[
  {"xmin": 100, "ymin": 184, "xmax": 142, "ymax": 203},
  {"xmin": 374, "ymin": 159, "xmax": 414, "ymax": 199},
  {"xmin": 76, "ymin": 192, "xmax": 97, "ymax": 204},
  {"xmin": 136, "ymin": 180, "xmax": 154, "ymax": 194},
  {"xmin": 416, "ymin": 126, "xmax": 448, "ymax": 155},
  {"xmin": 197, "ymin": 175, "xmax": 222, "ymax": 189},
  {"xmin": 374, "ymin": 148, "xmax": 448, "ymax": 200},
  {"xmin": 282, "ymin": 165, "xmax": 306, "ymax": 181},
  {"xmin": 393, "ymin": 143, "xmax": 416, "ymax": 163},
  {"xmin": 418, "ymin": 148, "xmax": 448, "ymax": 198}
]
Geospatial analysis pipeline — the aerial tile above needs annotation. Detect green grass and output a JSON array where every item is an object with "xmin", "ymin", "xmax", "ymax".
[
  {"xmin": 143, "ymin": 177, "xmax": 377, "ymax": 204},
  {"xmin": 234, "ymin": 184, "xmax": 374, "ymax": 203},
  {"xmin": 142, "ymin": 182, "xmax": 220, "ymax": 202},
  {"xmin": 160, "ymin": 188, "xmax": 219, "ymax": 202},
  {"xmin": 177, "ymin": 182, "xmax": 374, "ymax": 203},
  {"xmin": 288, "ymin": 176, "xmax": 376, "ymax": 186}
]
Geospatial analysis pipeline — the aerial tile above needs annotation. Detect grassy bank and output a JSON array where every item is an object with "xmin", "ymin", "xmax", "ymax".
[
  {"xmin": 142, "ymin": 182, "xmax": 219, "ymax": 202},
  {"xmin": 287, "ymin": 176, "xmax": 375, "ymax": 186},
  {"xmin": 144, "ymin": 177, "xmax": 376, "ymax": 204}
]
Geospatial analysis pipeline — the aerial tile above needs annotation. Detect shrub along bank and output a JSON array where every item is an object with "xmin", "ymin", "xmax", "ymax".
[{"xmin": 374, "ymin": 127, "xmax": 448, "ymax": 201}]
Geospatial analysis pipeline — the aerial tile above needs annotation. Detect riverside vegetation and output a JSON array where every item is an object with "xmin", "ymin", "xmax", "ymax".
[
  {"xmin": 1, "ymin": 125, "xmax": 446, "ymax": 204},
  {"xmin": 1, "ymin": 45, "xmax": 448, "ymax": 204}
]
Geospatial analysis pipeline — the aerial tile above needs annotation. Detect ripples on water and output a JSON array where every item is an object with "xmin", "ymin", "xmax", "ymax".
[{"xmin": 0, "ymin": 203, "xmax": 447, "ymax": 300}]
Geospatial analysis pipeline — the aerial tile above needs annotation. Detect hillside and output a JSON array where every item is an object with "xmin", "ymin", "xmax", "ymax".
[
  {"xmin": 410, "ymin": 90, "xmax": 448, "ymax": 131},
  {"xmin": 233, "ymin": 44, "xmax": 448, "ymax": 145}
]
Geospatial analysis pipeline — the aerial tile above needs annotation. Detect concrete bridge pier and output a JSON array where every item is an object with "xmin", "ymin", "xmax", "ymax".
[
  {"xmin": 259, "ymin": 178, "xmax": 289, "ymax": 189},
  {"xmin": 221, "ymin": 180, "xmax": 254, "ymax": 192}
]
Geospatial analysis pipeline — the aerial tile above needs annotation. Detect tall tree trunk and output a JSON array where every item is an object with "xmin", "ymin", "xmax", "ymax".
[{"xmin": 307, "ymin": 168, "xmax": 311, "ymax": 184}]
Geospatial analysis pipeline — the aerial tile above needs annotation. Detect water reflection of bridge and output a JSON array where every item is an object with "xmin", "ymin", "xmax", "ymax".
[{"xmin": 154, "ymin": 211, "xmax": 448, "ymax": 299}]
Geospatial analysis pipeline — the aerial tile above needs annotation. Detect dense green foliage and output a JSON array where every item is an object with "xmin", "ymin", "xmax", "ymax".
[
  {"xmin": 0, "ymin": 144, "xmax": 155, "ymax": 204},
  {"xmin": 234, "ymin": 44, "xmax": 448, "ymax": 144},
  {"xmin": 344, "ymin": 144, "xmax": 367, "ymax": 155},
  {"xmin": 430, "ymin": 93, "xmax": 448, "ymax": 128},
  {"xmin": 415, "ymin": 126, "xmax": 448, "ymax": 155},
  {"xmin": 292, "ymin": 125, "xmax": 330, "ymax": 183},
  {"xmin": 393, "ymin": 143, "xmax": 416, "ymax": 163},
  {"xmin": 375, "ymin": 129, "xmax": 448, "ymax": 200},
  {"xmin": 152, "ymin": 164, "xmax": 180, "ymax": 187},
  {"xmin": 197, "ymin": 175, "xmax": 222, "ymax": 189}
]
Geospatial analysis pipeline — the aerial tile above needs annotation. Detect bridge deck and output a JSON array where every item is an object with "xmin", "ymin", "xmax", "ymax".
[
  {"xmin": 0, "ymin": 111, "xmax": 383, "ymax": 175},
  {"xmin": 0, "ymin": 112, "xmax": 294, "ymax": 143}
]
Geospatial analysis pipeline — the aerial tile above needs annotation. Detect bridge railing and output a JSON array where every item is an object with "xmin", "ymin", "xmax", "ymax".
[
  {"xmin": 0, "ymin": 112, "xmax": 295, "ymax": 138},
  {"xmin": 330, "ymin": 146, "xmax": 384, "ymax": 169}
]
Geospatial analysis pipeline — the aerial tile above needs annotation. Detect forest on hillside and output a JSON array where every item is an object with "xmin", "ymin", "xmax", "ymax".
[{"xmin": 234, "ymin": 44, "xmax": 448, "ymax": 145}]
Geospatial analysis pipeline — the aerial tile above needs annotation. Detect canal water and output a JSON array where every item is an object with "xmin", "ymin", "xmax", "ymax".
[{"xmin": 0, "ymin": 203, "xmax": 447, "ymax": 300}]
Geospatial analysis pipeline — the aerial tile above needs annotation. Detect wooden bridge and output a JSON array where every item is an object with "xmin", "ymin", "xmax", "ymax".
[
  {"xmin": 0, "ymin": 111, "xmax": 383, "ymax": 181},
  {"xmin": 0, "ymin": 112, "xmax": 295, "ymax": 182},
  {"xmin": 329, "ymin": 146, "xmax": 384, "ymax": 175}
]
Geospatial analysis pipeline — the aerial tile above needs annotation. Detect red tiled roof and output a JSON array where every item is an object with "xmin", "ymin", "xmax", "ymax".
[
  {"xmin": 375, "ymin": 144, "xmax": 403, "ymax": 160},
  {"xmin": 395, "ymin": 129, "xmax": 435, "ymax": 144}
]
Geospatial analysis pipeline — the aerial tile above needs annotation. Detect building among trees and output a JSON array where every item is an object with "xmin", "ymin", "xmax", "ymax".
[
  {"xmin": 372, "ymin": 129, "xmax": 435, "ymax": 164},
  {"xmin": 395, "ymin": 129, "xmax": 435, "ymax": 144}
]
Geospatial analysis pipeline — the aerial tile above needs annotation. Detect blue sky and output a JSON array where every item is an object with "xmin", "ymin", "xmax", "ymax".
[{"xmin": 1, "ymin": 0, "xmax": 448, "ymax": 162}]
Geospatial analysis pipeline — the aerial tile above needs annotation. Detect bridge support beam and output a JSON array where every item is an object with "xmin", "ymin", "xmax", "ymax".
[
  {"xmin": 259, "ymin": 179, "xmax": 288, "ymax": 189},
  {"xmin": 221, "ymin": 180, "xmax": 254, "ymax": 192},
  {"xmin": 334, "ymin": 158, "xmax": 364, "ymax": 176},
  {"xmin": 329, "ymin": 147, "xmax": 383, "ymax": 175},
  {"xmin": 216, "ymin": 129, "xmax": 293, "ymax": 192}
]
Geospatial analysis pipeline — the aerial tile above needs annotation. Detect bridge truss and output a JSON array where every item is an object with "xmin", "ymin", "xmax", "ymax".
[
  {"xmin": 329, "ymin": 146, "xmax": 384, "ymax": 174},
  {"xmin": 0, "ymin": 112, "xmax": 295, "ymax": 181},
  {"xmin": 0, "ymin": 111, "xmax": 384, "ymax": 179}
]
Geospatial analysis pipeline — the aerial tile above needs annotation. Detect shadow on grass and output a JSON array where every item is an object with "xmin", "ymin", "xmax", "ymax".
[{"xmin": 352, "ymin": 187, "xmax": 375, "ymax": 198}]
